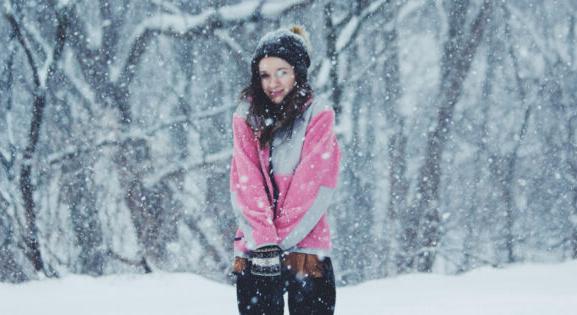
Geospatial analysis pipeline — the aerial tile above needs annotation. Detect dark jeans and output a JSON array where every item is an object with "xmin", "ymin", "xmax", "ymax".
[{"xmin": 235, "ymin": 257, "xmax": 336, "ymax": 315}]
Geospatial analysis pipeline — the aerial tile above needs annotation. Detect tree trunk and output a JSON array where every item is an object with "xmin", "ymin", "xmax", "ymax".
[
  {"xmin": 0, "ymin": 31, "xmax": 27, "ymax": 283},
  {"xmin": 567, "ymin": 116, "xmax": 577, "ymax": 259},
  {"xmin": 410, "ymin": 0, "xmax": 493, "ymax": 272},
  {"xmin": 7, "ymin": 9, "xmax": 69, "ymax": 274},
  {"xmin": 324, "ymin": 2, "xmax": 342, "ymax": 117},
  {"xmin": 460, "ymin": 17, "xmax": 500, "ymax": 270},
  {"xmin": 62, "ymin": 158, "xmax": 104, "ymax": 275},
  {"xmin": 378, "ymin": 2, "xmax": 407, "ymax": 275}
]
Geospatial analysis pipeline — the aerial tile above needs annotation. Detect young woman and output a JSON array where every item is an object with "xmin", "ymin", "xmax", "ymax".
[{"xmin": 230, "ymin": 25, "xmax": 341, "ymax": 314}]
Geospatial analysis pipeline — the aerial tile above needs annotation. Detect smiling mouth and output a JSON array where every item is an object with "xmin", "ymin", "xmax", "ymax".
[{"xmin": 270, "ymin": 90, "xmax": 283, "ymax": 98}]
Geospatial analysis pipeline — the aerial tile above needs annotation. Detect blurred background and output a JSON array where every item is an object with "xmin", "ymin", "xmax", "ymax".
[{"xmin": 1, "ymin": 0, "xmax": 576, "ymax": 286}]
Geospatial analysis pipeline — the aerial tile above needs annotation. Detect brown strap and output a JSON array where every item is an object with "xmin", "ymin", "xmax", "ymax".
[
  {"xmin": 282, "ymin": 252, "xmax": 325, "ymax": 278},
  {"xmin": 233, "ymin": 257, "xmax": 249, "ymax": 274}
]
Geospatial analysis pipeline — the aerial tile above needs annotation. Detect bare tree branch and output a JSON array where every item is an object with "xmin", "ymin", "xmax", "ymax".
[
  {"xmin": 4, "ymin": 2, "xmax": 72, "ymax": 274},
  {"xmin": 335, "ymin": 0, "xmax": 390, "ymax": 54},
  {"xmin": 117, "ymin": 0, "xmax": 314, "ymax": 89}
]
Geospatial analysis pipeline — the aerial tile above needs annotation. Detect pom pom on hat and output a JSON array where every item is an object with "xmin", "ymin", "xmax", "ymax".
[{"xmin": 288, "ymin": 25, "xmax": 312, "ymax": 57}]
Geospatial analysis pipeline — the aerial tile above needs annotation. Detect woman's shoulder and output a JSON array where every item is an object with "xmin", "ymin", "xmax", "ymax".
[
  {"xmin": 233, "ymin": 99, "xmax": 251, "ymax": 120},
  {"xmin": 307, "ymin": 95, "xmax": 335, "ymax": 118},
  {"xmin": 233, "ymin": 99, "xmax": 260, "ymax": 131}
]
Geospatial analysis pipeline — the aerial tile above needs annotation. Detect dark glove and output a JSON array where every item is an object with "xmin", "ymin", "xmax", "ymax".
[{"xmin": 249, "ymin": 245, "xmax": 282, "ymax": 276}]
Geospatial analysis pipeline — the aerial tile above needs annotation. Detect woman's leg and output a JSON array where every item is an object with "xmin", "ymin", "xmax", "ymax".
[
  {"xmin": 236, "ymin": 260, "xmax": 285, "ymax": 315},
  {"xmin": 287, "ymin": 257, "xmax": 336, "ymax": 315}
]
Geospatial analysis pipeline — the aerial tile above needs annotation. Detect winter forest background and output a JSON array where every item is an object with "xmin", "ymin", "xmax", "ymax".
[{"xmin": 1, "ymin": 0, "xmax": 576, "ymax": 286}]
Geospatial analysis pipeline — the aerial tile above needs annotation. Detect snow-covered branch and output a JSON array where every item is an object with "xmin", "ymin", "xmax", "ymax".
[
  {"xmin": 505, "ymin": 2, "xmax": 557, "ymax": 65},
  {"xmin": 47, "ymin": 138, "xmax": 120, "ymax": 166},
  {"xmin": 335, "ymin": 0, "xmax": 386, "ymax": 53},
  {"xmin": 117, "ymin": 0, "xmax": 313, "ymax": 86},
  {"xmin": 143, "ymin": 148, "xmax": 232, "ymax": 188},
  {"xmin": 61, "ymin": 49, "xmax": 98, "ymax": 109},
  {"xmin": 4, "ymin": 11, "xmax": 41, "ymax": 88},
  {"xmin": 213, "ymin": 29, "xmax": 249, "ymax": 64},
  {"xmin": 21, "ymin": 21, "xmax": 54, "ymax": 80},
  {"xmin": 144, "ymin": 103, "xmax": 236, "ymax": 136},
  {"xmin": 149, "ymin": 0, "xmax": 181, "ymax": 15}
]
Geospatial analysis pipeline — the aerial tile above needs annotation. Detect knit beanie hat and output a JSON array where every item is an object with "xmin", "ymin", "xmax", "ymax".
[{"xmin": 251, "ymin": 25, "xmax": 312, "ymax": 83}]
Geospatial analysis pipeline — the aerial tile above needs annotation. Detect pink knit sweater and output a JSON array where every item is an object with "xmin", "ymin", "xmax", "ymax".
[{"xmin": 230, "ymin": 97, "xmax": 341, "ymax": 258}]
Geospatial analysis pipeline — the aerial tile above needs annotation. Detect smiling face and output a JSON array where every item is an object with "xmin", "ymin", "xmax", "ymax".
[{"xmin": 258, "ymin": 57, "xmax": 296, "ymax": 104}]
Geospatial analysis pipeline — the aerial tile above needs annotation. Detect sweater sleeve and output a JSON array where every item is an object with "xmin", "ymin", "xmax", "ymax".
[
  {"xmin": 278, "ymin": 108, "xmax": 341, "ymax": 250},
  {"xmin": 230, "ymin": 113, "xmax": 279, "ymax": 250}
]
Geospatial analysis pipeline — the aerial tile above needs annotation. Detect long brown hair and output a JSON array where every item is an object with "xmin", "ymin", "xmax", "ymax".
[{"xmin": 240, "ymin": 76, "xmax": 313, "ymax": 148}]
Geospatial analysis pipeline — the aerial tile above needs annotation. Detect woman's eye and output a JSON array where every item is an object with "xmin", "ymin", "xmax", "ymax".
[
  {"xmin": 260, "ymin": 73, "xmax": 269, "ymax": 79},
  {"xmin": 276, "ymin": 69, "xmax": 286, "ymax": 77}
]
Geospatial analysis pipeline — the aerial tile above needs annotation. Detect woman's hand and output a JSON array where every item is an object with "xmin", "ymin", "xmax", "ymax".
[{"xmin": 249, "ymin": 245, "xmax": 282, "ymax": 276}]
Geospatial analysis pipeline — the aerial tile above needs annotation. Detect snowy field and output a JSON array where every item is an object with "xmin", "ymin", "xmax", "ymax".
[{"xmin": 1, "ymin": 261, "xmax": 576, "ymax": 315}]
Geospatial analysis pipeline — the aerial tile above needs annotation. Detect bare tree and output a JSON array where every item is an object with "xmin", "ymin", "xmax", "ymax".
[
  {"xmin": 4, "ymin": 0, "xmax": 71, "ymax": 275},
  {"xmin": 568, "ymin": 116, "xmax": 577, "ymax": 258},
  {"xmin": 378, "ymin": 0, "xmax": 407, "ymax": 276},
  {"xmin": 402, "ymin": 0, "xmax": 493, "ymax": 272}
]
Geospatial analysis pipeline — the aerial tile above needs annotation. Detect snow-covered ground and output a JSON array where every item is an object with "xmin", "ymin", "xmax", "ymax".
[{"xmin": 1, "ymin": 261, "xmax": 576, "ymax": 315}]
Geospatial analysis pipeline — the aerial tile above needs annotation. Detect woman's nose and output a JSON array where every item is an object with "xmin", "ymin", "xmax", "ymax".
[{"xmin": 269, "ymin": 77, "xmax": 280, "ymax": 88}]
